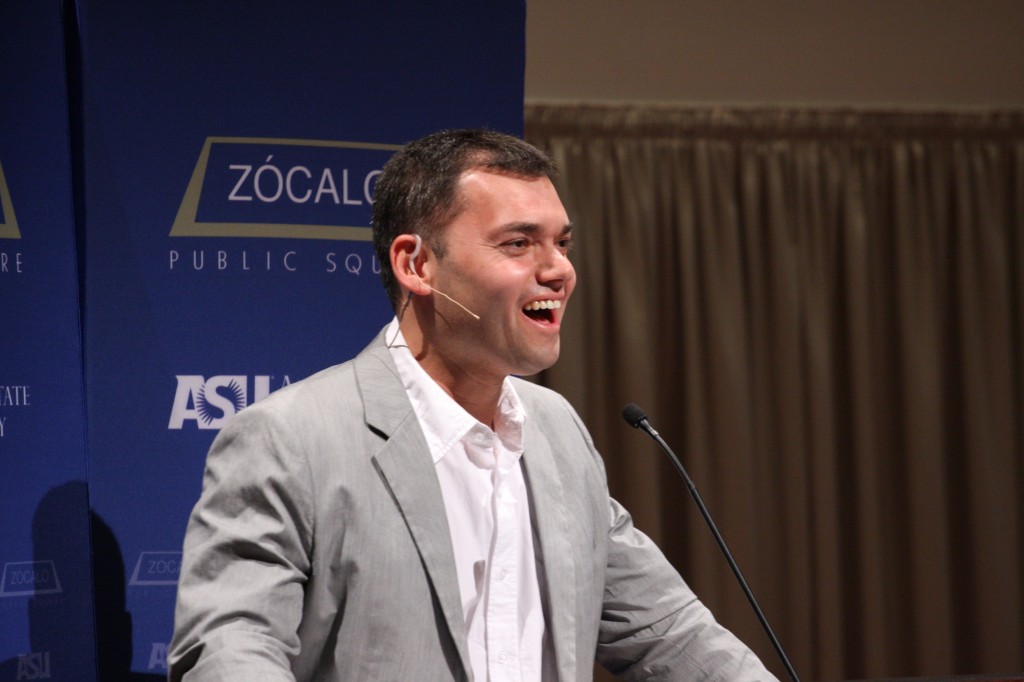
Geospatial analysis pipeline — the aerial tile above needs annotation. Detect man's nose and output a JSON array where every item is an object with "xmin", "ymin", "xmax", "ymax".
[{"xmin": 537, "ymin": 246, "xmax": 574, "ymax": 288}]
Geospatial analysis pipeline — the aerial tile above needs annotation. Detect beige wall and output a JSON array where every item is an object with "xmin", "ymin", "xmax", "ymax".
[{"xmin": 525, "ymin": 0, "xmax": 1024, "ymax": 108}]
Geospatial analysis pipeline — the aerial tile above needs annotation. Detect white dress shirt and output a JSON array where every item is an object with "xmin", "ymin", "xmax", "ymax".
[{"xmin": 387, "ymin": 320, "xmax": 548, "ymax": 682}]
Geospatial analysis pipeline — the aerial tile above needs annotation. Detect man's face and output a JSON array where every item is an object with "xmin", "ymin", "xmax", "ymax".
[{"xmin": 423, "ymin": 169, "xmax": 575, "ymax": 383}]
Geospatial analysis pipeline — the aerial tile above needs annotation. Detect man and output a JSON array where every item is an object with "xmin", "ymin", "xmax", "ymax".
[{"xmin": 169, "ymin": 129, "xmax": 777, "ymax": 681}]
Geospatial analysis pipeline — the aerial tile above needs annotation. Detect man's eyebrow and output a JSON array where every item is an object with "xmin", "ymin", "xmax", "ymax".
[{"xmin": 492, "ymin": 222, "xmax": 575, "ymax": 237}]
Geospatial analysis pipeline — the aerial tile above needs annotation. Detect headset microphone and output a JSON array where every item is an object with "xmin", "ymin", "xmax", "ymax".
[{"xmin": 409, "ymin": 234, "xmax": 481, "ymax": 320}]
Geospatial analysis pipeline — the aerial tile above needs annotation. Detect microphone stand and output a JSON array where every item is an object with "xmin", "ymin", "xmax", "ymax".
[{"xmin": 623, "ymin": 403, "xmax": 801, "ymax": 682}]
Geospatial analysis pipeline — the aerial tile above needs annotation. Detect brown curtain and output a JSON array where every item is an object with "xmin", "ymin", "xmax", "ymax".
[{"xmin": 525, "ymin": 104, "xmax": 1024, "ymax": 682}]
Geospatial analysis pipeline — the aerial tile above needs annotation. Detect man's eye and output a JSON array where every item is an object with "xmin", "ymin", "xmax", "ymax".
[{"xmin": 505, "ymin": 239, "xmax": 528, "ymax": 249}]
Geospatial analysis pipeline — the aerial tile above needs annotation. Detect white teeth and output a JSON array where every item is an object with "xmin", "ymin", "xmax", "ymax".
[{"xmin": 524, "ymin": 300, "xmax": 561, "ymax": 311}]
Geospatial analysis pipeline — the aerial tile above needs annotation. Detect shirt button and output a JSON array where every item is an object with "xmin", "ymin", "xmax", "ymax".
[{"xmin": 498, "ymin": 653, "xmax": 508, "ymax": 664}]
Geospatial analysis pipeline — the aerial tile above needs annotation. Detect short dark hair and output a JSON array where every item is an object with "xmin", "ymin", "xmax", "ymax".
[{"xmin": 371, "ymin": 128, "xmax": 557, "ymax": 309}]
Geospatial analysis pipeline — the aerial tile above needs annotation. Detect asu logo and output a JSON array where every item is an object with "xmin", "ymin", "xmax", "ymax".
[
  {"xmin": 170, "ymin": 136, "xmax": 400, "ymax": 242},
  {"xmin": 149, "ymin": 643, "xmax": 170, "ymax": 671},
  {"xmin": 168, "ymin": 374, "xmax": 291, "ymax": 429},
  {"xmin": 0, "ymin": 158, "xmax": 21, "ymax": 239},
  {"xmin": 16, "ymin": 652, "xmax": 50, "ymax": 680}
]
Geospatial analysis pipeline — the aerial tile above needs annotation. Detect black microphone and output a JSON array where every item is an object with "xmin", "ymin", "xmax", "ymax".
[{"xmin": 622, "ymin": 403, "xmax": 800, "ymax": 682}]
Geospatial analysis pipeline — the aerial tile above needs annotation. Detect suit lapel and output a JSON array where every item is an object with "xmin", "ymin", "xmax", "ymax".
[
  {"xmin": 522, "ymin": 419, "xmax": 578, "ymax": 682},
  {"xmin": 354, "ymin": 340, "xmax": 473, "ymax": 680}
]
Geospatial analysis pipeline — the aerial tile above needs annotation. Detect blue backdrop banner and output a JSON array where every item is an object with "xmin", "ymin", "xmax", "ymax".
[
  {"xmin": 0, "ymin": 2, "xmax": 96, "ymax": 681},
  {"xmin": 76, "ymin": 1, "xmax": 526, "ymax": 675}
]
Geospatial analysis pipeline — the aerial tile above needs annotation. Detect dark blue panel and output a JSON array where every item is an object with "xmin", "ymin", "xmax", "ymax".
[{"xmin": 0, "ymin": 2, "xmax": 96, "ymax": 680}]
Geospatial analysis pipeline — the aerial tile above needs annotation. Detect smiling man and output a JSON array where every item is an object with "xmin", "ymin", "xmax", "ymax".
[{"xmin": 169, "ymin": 129, "xmax": 777, "ymax": 681}]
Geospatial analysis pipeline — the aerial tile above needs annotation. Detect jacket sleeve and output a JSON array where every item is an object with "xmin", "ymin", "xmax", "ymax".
[
  {"xmin": 596, "ymin": 495, "xmax": 779, "ymax": 681},
  {"xmin": 168, "ymin": 400, "xmax": 315, "ymax": 682}
]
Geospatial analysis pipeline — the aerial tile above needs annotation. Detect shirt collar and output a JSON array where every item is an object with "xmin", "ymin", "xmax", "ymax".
[{"xmin": 385, "ymin": 318, "xmax": 526, "ymax": 465}]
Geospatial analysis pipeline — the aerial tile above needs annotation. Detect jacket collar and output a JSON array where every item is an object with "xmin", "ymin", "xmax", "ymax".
[
  {"xmin": 354, "ymin": 333, "xmax": 473, "ymax": 680},
  {"xmin": 522, "ymin": 407, "xmax": 578, "ymax": 682}
]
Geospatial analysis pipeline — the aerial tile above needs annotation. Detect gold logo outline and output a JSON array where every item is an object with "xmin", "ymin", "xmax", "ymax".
[
  {"xmin": 170, "ymin": 137, "xmax": 402, "ymax": 241},
  {"xmin": 0, "ymin": 159, "xmax": 21, "ymax": 239}
]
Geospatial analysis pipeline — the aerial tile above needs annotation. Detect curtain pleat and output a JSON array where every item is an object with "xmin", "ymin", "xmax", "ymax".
[{"xmin": 525, "ymin": 104, "xmax": 1024, "ymax": 681}]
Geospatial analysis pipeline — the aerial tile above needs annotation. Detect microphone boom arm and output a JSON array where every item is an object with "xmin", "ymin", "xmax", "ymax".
[{"xmin": 622, "ymin": 403, "xmax": 800, "ymax": 682}]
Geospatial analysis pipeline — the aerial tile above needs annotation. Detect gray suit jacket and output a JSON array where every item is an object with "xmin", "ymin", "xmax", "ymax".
[{"xmin": 169, "ymin": 333, "xmax": 777, "ymax": 681}]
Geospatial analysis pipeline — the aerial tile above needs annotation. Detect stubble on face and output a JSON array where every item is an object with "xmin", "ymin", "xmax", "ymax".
[{"xmin": 411, "ymin": 170, "xmax": 576, "ymax": 406}]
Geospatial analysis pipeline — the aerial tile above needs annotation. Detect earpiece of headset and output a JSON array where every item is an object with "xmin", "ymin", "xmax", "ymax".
[{"xmin": 409, "ymin": 234, "xmax": 423, "ymax": 277}]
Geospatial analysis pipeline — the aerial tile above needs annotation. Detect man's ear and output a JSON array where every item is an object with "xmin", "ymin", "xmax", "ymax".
[{"xmin": 390, "ymin": 233, "xmax": 431, "ymax": 296}]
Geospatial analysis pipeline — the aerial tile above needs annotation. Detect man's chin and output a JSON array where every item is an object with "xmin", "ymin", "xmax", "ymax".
[{"xmin": 513, "ymin": 348, "xmax": 560, "ymax": 378}]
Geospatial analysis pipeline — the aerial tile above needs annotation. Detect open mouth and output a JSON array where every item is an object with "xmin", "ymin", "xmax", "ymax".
[{"xmin": 522, "ymin": 299, "xmax": 561, "ymax": 324}]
